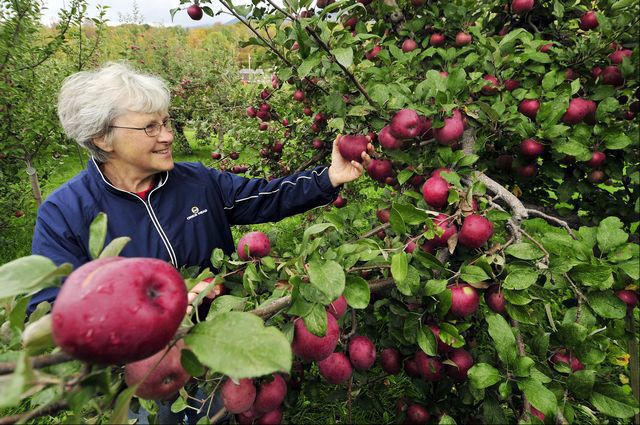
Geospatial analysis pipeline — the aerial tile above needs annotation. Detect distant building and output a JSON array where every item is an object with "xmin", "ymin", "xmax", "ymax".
[{"xmin": 239, "ymin": 68, "xmax": 269, "ymax": 84}]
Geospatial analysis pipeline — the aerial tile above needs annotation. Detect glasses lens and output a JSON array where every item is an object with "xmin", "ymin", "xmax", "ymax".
[
  {"xmin": 163, "ymin": 118, "xmax": 173, "ymax": 133},
  {"xmin": 145, "ymin": 123, "xmax": 160, "ymax": 137}
]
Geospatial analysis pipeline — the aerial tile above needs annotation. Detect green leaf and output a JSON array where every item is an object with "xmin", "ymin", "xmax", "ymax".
[
  {"xmin": 518, "ymin": 378, "xmax": 558, "ymax": 416},
  {"xmin": 514, "ymin": 356, "xmax": 534, "ymax": 377},
  {"xmin": 505, "ymin": 243, "xmax": 545, "ymax": 260},
  {"xmin": 568, "ymin": 370, "xmax": 596, "ymax": 399},
  {"xmin": 206, "ymin": 295, "xmax": 247, "ymax": 321},
  {"xmin": 180, "ymin": 349, "xmax": 205, "ymax": 378},
  {"xmin": 503, "ymin": 269, "xmax": 538, "ymax": 290},
  {"xmin": 424, "ymin": 279, "xmax": 447, "ymax": 296},
  {"xmin": 302, "ymin": 223, "xmax": 336, "ymax": 251},
  {"xmin": 89, "ymin": 212, "xmax": 108, "ymax": 259},
  {"xmin": 570, "ymin": 264, "xmax": 613, "ymax": 290},
  {"xmin": 302, "ymin": 303, "xmax": 327, "ymax": 337},
  {"xmin": 597, "ymin": 217, "xmax": 628, "ymax": 253},
  {"xmin": 343, "ymin": 275, "xmax": 370, "ymax": 309},
  {"xmin": 308, "ymin": 260, "xmax": 345, "ymax": 304},
  {"xmin": 185, "ymin": 312, "xmax": 292, "ymax": 379},
  {"xmin": 486, "ymin": 314, "xmax": 517, "ymax": 367},
  {"xmin": 417, "ymin": 326, "xmax": 437, "ymax": 356},
  {"xmin": 459, "ymin": 265, "xmax": 490, "ymax": 283},
  {"xmin": 541, "ymin": 70, "xmax": 558, "ymax": 91},
  {"xmin": 298, "ymin": 55, "xmax": 322, "ymax": 78},
  {"xmin": 109, "ymin": 386, "xmax": 137, "ymax": 424},
  {"xmin": 468, "ymin": 363, "xmax": 502, "ymax": 389},
  {"xmin": 555, "ymin": 139, "xmax": 592, "ymax": 161},
  {"xmin": 0, "ymin": 256, "xmax": 71, "ymax": 298},
  {"xmin": 391, "ymin": 252, "xmax": 408, "ymax": 283},
  {"xmin": 590, "ymin": 384, "xmax": 640, "ymax": 418},
  {"xmin": 332, "ymin": 47, "xmax": 353, "ymax": 68},
  {"xmin": 98, "ymin": 237, "xmax": 131, "ymax": 258},
  {"xmin": 603, "ymin": 131, "xmax": 632, "ymax": 150},
  {"xmin": 396, "ymin": 265, "xmax": 421, "ymax": 296},
  {"xmin": 589, "ymin": 291, "xmax": 627, "ymax": 319}
]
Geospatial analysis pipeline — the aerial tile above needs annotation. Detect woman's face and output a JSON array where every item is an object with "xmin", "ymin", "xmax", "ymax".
[{"xmin": 102, "ymin": 110, "xmax": 174, "ymax": 178}]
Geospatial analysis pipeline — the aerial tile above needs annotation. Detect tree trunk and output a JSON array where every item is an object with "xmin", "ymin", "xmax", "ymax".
[{"xmin": 173, "ymin": 119, "xmax": 193, "ymax": 155}]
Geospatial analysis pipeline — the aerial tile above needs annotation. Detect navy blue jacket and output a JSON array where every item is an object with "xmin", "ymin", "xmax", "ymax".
[{"xmin": 30, "ymin": 158, "xmax": 340, "ymax": 310}]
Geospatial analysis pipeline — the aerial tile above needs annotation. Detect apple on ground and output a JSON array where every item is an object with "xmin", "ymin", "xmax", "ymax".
[
  {"xmin": 317, "ymin": 352, "xmax": 353, "ymax": 384},
  {"xmin": 236, "ymin": 231, "xmax": 271, "ymax": 260},
  {"xmin": 221, "ymin": 378, "xmax": 257, "ymax": 414},
  {"xmin": 124, "ymin": 340, "xmax": 191, "ymax": 400},
  {"xmin": 291, "ymin": 312, "xmax": 340, "ymax": 361},
  {"xmin": 52, "ymin": 257, "xmax": 187, "ymax": 365}
]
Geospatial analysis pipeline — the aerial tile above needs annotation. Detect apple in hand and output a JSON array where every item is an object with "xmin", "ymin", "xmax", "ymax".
[
  {"xmin": 52, "ymin": 257, "xmax": 188, "ymax": 365},
  {"xmin": 338, "ymin": 135, "xmax": 369, "ymax": 163},
  {"xmin": 124, "ymin": 340, "xmax": 191, "ymax": 400}
]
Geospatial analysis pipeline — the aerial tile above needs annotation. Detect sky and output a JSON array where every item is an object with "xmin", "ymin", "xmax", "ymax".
[{"xmin": 40, "ymin": 0, "xmax": 232, "ymax": 28}]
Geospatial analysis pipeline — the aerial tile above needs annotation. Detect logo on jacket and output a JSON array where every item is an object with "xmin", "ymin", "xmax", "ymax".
[{"xmin": 187, "ymin": 206, "xmax": 208, "ymax": 221}]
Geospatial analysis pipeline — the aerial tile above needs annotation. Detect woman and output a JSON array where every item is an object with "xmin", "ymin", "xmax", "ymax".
[{"xmin": 30, "ymin": 62, "xmax": 371, "ymax": 423}]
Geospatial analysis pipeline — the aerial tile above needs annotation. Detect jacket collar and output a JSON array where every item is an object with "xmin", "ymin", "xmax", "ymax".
[{"xmin": 88, "ymin": 157, "xmax": 169, "ymax": 197}]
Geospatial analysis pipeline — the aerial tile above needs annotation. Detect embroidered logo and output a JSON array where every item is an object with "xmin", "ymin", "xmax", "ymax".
[{"xmin": 187, "ymin": 206, "xmax": 208, "ymax": 220}]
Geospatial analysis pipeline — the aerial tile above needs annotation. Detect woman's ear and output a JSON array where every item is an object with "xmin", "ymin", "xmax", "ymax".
[{"xmin": 93, "ymin": 136, "xmax": 113, "ymax": 153}]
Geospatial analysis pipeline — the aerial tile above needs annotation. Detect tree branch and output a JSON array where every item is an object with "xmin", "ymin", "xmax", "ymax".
[
  {"xmin": 525, "ymin": 208, "xmax": 577, "ymax": 240},
  {"xmin": 0, "ymin": 400, "xmax": 69, "ymax": 425}
]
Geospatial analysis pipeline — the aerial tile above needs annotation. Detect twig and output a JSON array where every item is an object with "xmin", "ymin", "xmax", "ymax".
[
  {"xmin": 525, "ymin": 208, "xmax": 577, "ymax": 240},
  {"xmin": 209, "ymin": 407, "xmax": 227, "ymax": 424},
  {"xmin": 0, "ymin": 400, "xmax": 69, "ymax": 425},
  {"xmin": 563, "ymin": 273, "xmax": 590, "ymax": 322},
  {"xmin": 519, "ymin": 228, "xmax": 550, "ymax": 264},
  {"xmin": 353, "ymin": 223, "xmax": 391, "ymax": 242},
  {"xmin": 341, "ymin": 309, "xmax": 358, "ymax": 341},
  {"xmin": 0, "ymin": 352, "xmax": 74, "ymax": 375},
  {"xmin": 251, "ymin": 295, "xmax": 292, "ymax": 319}
]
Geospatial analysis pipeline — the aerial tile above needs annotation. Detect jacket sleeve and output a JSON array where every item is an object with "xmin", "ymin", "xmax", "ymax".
[
  {"xmin": 29, "ymin": 201, "xmax": 91, "ymax": 312},
  {"xmin": 210, "ymin": 166, "xmax": 341, "ymax": 225}
]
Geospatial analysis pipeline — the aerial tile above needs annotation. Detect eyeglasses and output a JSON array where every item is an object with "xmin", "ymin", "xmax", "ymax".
[{"xmin": 109, "ymin": 118, "xmax": 173, "ymax": 137}]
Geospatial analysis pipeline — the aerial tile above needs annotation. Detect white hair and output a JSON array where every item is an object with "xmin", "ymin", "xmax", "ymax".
[{"xmin": 57, "ymin": 62, "xmax": 171, "ymax": 163}]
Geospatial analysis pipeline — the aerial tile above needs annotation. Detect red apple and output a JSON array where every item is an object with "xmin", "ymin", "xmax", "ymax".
[
  {"xmin": 236, "ymin": 231, "xmax": 271, "ymax": 260},
  {"xmin": 366, "ymin": 44, "xmax": 382, "ymax": 60},
  {"xmin": 328, "ymin": 295, "xmax": 348, "ymax": 319},
  {"xmin": 348, "ymin": 335, "xmax": 376, "ymax": 370},
  {"xmin": 415, "ymin": 351, "xmax": 443, "ymax": 381},
  {"xmin": 378, "ymin": 125, "xmax": 403, "ymax": 150},
  {"xmin": 616, "ymin": 290, "xmax": 639, "ymax": 309},
  {"xmin": 211, "ymin": 152, "xmax": 222, "ymax": 160},
  {"xmin": 187, "ymin": 4, "xmax": 203, "ymax": 20},
  {"xmin": 312, "ymin": 138, "xmax": 324, "ymax": 149},
  {"xmin": 602, "ymin": 65, "xmax": 624, "ymax": 86},
  {"xmin": 338, "ymin": 135, "xmax": 369, "ymax": 163},
  {"xmin": 609, "ymin": 49, "xmax": 632, "ymax": 64},
  {"xmin": 591, "ymin": 66, "xmax": 603, "ymax": 78},
  {"xmin": 377, "ymin": 208, "xmax": 391, "ymax": 223},
  {"xmin": 586, "ymin": 151, "xmax": 606, "ymax": 168},
  {"xmin": 221, "ymin": 378, "xmax": 256, "ymax": 414},
  {"xmin": 403, "ymin": 357, "xmax": 421, "ymax": 377},
  {"xmin": 292, "ymin": 312, "xmax": 339, "ymax": 361},
  {"xmin": 14, "ymin": 210, "xmax": 24, "ymax": 218},
  {"xmin": 496, "ymin": 154, "xmax": 514, "ymax": 171},
  {"xmin": 563, "ymin": 98, "xmax": 595, "ymax": 124},
  {"xmin": 430, "ymin": 33, "xmax": 445, "ymax": 47},
  {"xmin": 504, "ymin": 79, "xmax": 520, "ymax": 91},
  {"xmin": 579, "ymin": 10, "xmax": 599, "ymax": 30},
  {"xmin": 246, "ymin": 106, "xmax": 257, "ymax": 118},
  {"xmin": 445, "ymin": 348, "xmax": 474, "ymax": 380},
  {"xmin": 257, "ymin": 408, "xmax": 283, "ymax": 425},
  {"xmin": 303, "ymin": 107, "xmax": 312, "ymax": 116},
  {"xmin": 390, "ymin": 109, "xmax": 422, "ymax": 139},
  {"xmin": 428, "ymin": 325, "xmax": 453, "ymax": 353},
  {"xmin": 458, "ymin": 214, "xmax": 493, "ymax": 249},
  {"xmin": 402, "ymin": 39, "xmax": 419, "ymax": 53},
  {"xmin": 426, "ymin": 213, "xmax": 457, "ymax": 247},
  {"xmin": 511, "ymin": 0, "xmax": 534, "ymax": 14},
  {"xmin": 333, "ymin": 194, "xmax": 347, "ymax": 208},
  {"xmin": 550, "ymin": 350, "xmax": 584, "ymax": 372},
  {"xmin": 367, "ymin": 159, "xmax": 394, "ymax": 183},
  {"xmin": 380, "ymin": 348, "xmax": 402, "ymax": 375},
  {"xmin": 485, "ymin": 285, "xmax": 507, "ymax": 314},
  {"xmin": 520, "ymin": 138, "xmax": 545, "ymax": 158},
  {"xmin": 52, "ymin": 257, "xmax": 187, "ymax": 364},
  {"xmin": 254, "ymin": 374, "xmax": 287, "ymax": 413},
  {"xmin": 433, "ymin": 109, "xmax": 464, "ymax": 145},
  {"xmin": 293, "ymin": 90, "xmax": 305, "ymax": 102},
  {"xmin": 519, "ymin": 99, "xmax": 540, "ymax": 119},
  {"xmin": 455, "ymin": 32, "xmax": 472, "ymax": 46},
  {"xmin": 422, "ymin": 176, "xmax": 450, "ymax": 209},
  {"xmin": 317, "ymin": 352, "xmax": 353, "ymax": 384},
  {"xmin": 449, "ymin": 283, "xmax": 480, "ymax": 317},
  {"xmin": 405, "ymin": 404, "xmax": 430, "ymax": 424},
  {"xmin": 539, "ymin": 43, "xmax": 553, "ymax": 53},
  {"xmin": 565, "ymin": 68, "xmax": 578, "ymax": 80},
  {"xmin": 124, "ymin": 340, "xmax": 191, "ymax": 400},
  {"xmin": 481, "ymin": 75, "xmax": 499, "ymax": 95},
  {"xmin": 588, "ymin": 169, "xmax": 605, "ymax": 183},
  {"xmin": 531, "ymin": 406, "xmax": 545, "ymax": 421}
]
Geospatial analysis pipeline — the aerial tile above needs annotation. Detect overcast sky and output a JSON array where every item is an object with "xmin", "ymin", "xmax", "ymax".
[{"xmin": 41, "ymin": 1, "xmax": 231, "ymax": 28}]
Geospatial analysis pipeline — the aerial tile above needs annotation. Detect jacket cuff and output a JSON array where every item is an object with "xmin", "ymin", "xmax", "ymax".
[{"xmin": 317, "ymin": 166, "xmax": 342, "ymax": 196}]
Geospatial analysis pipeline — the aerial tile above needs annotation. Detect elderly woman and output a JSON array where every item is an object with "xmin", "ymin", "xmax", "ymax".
[{"xmin": 30, "ymin": 62, "xmax": 371, "ymax": 423}]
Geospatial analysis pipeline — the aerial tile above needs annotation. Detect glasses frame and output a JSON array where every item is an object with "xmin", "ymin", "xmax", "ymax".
[{"xmin": 109, "ymin": 118, "xmax": 173, "ymax": 137}]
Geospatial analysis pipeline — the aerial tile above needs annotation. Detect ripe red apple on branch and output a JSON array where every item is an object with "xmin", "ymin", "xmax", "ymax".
[{"xmin": 237, "ymin": 231, "xmax": 271, "ymax": 260}]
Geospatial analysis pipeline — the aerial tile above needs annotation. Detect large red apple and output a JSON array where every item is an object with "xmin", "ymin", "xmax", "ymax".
[
  {"xmin": 390, "ymin": 109, "xmax": 422, "ymax": 139},
  {"xmin": 317, "ymin": 352, "xmax": 353, "ymax": 384},
  {"xmin": 579, "ymin": 10, "xmax": 599, "ymax": 30},
  {"xmin": 485, "ymin": 285, "xmax": 507, "ymax": 314},
  {"xmin": 415, "ymin": 351, "xmax": 443, "ymax": 381},
  {"xmin": 124, "ymin": 340, "xmax": 191, "ymax": 400},
  {"xmin": 402, "ymin": 39, "xmax": 419, "ymax": 53},
  {"xmin": 458, "ymin": 214, "xmax": 493, "ymax": 249},
  {"xmin": 433, "ymin": 109, "xmax": 464, "ymax": 145},
  {"xmin": 519, "ymin": 99, "xmax": 540, "ymax": 119},
  {"xmin": 422, "ymin": 176, "xmax": 450, "ymax": 209},
  {"xmin": 221, "ymin": 378, "xmax": 256, "ymax": 414},
  {"xmin": 292, "ymin": 312, "xmax": 340, "ymax": 361},
  {"xmin": 520, "ymin": 138, "xmax": 545, "ymax": 158},
  {"xmin": 187, "ymin": 4, "xmax": 203, "ymax": 20},
  {"xmin": 380, "ymin": 348, "xmax": 402, "ymax": 375},
  {"xmin": 562, "ymin": 98, "xmax": 594, "ymax": 124},
  {"xmin": 378, "ymin": 126, "xmax": 403, "ymax": 150},
  {"xmin": 237, "ymin": 231, "xmax": 271, "ymax": 260},
  {"xmin": 449, "ymin": 283, "xmax": 480, "ymax": 317},
  {"xmin": 338, "ymin": 135, "xmax": 369, "ymax": 163},
  {"xmin": 52, "ymin": 257, "xmax": 187, "ymax": 365},
  {"xmin": 426, "ymin": 214, "xmax": 457, "ymax": 247}
]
